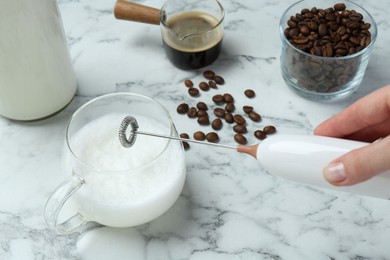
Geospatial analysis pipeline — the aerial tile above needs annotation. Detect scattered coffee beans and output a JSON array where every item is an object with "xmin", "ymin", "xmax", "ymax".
[
  {"xmin": 177, "ymin": 103, "xmax": 189, "ymax": 114},
  {"xmin": 212, "ymin": 94, "xmax": 225, "ymax": 104},
  {"xmin": 234, "ymin": 134, "xmax": 247, "ymax": 144},
  {"xmin": 180, "ymin": 133, "xmax": 190, "ymax": 150},
  {"xmin": 188, "ymin": 87, "xmax": 200, "ymax": 97},
  {"xmin": 233, "ymin": 114, "xmax": 246, "ymax": 125},
  {"xmin": 203, "ymin": 70, "xmax": 215, "ymax": 80},
  {"xmin": 224, "ymin": 113, "xmax": 234, "ymax": 124},
  {"xmin": 197, "ymin": 101, "xmax": 208, "ymax": 110},
  {"xmin": 223, "ymin": 93, "xmax": 234, "ymax": 103},
  {"xmin": 197, "ymin": 116, "xmax": 210, "ymax": 125},
  {"xmin": 193, "ymin": 131, "xmax": 206, "ymax": 141},
  {"xmin": 180, "ymin": 133, "xmax": 190, "ymax": 139},
  {"xmin": 187, "ymin": 107, "xmax": 197, "ymax": 118},
  {"xmin": 233, "ymin": 124, "xmax": 247, "ymax": 134},
  {"xmin": 177, "ymin": 70, "xmax": 278, "ymax": 148},
  {"xmin": 184, "ymin": 79, "xmax": 193, "ymax": 88},
  {"xmin": 263, "ymin": 125, "xmax": 276, "ymax": 134},
  {"xmin": 248, "ymin": 111, "xmax": 261, "ymax": 122},
  {"xmin": 197, "ymin": 110, "xmax": 208, "ymax": 118},
  {"xmin": 243, "ymin": 106, "xmax": 253, "ymax": 114},
  {"xmin": 213, "ymin": 75, "xmax": 225, "ymax": 85},
  {"xmin": 206, "ymin": 132, "xmax": 219, "ymax": 143},
  {"xmin": 209, "ymin": 81, "xmax": 217, "ymax": 89},
  {"xmin": 244, "ymin": 89, "xmax": 255, "ymax": 98},
  {"xmin": 225, "ymin": 102, "xmax": 235, "ymax": 113},
  {"xmin": 213, "ymin": 108, "xmax": 225, "ymax": 117},
  {"xmin": 199, "ymin": 82, "xmax": 210, "ymax": 91},
  {"xmin": 254, "ymin": 130, "xmax": 267, "ymax": 140},
  {"xmin": 211, "ymin": 118, "xmax": 223, "ymax": 130}
]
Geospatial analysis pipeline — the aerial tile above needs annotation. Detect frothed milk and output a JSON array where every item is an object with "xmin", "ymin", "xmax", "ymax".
[{"xmin": 66, "ymin": 113, "xmax": 186, "ymax": 227}]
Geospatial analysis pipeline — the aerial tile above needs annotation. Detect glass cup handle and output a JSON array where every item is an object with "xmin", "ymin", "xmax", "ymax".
[{"xmin": 44, "ymin": 175, "xmax": 87, "ymax": 235}]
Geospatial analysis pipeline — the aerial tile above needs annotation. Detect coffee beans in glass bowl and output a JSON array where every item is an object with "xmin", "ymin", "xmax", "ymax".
[{"xmin": 279, "ymin": 0, "xmax": 377, "ymax": 101}]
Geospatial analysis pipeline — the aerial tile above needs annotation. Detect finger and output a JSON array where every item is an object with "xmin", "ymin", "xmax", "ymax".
[
  {"xmin": 314, "ymin": 85, "xmax": 390, "ymax": 138},
  {"xmin": 323, "ymin": 135, "xmax": 390, "ymax": 186},
  {"xmin": 345, "ymin": 119, "xmax": 390, "ymax": 142}
]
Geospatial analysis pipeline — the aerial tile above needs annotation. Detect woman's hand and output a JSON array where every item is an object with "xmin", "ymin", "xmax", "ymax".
[{"xmin": 314, "ymin": 85, "xmax": 390, "ymax": 186}]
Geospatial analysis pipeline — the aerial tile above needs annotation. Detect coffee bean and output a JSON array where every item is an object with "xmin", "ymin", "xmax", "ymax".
[
  {"xmin": 177, "ymin": 103, "xmax": 189, "ymax": 114},
  {"xmin": 212, "ymin": 94, "xmax": 224, "ymax": 104},
  {"xmin": 184, "ymin": 79, "xmax": 193, "ymax": 88},
  {"xmin": 288, "ymin": 20, "xmax": 297, "ymax": 28},
  {"xmin": 243, "ymin": 106, "xmax": 253, "ymax": 114},
  {"xmin": 197, "ymin": 116, "xmax": 210, "ymax": 125},
  {"xmin": 203, "ymin": 70, "xmax": 215, "ymax": 80},
  {"xmin": 213, "ymin": 75, "xmax": 225, "ymax": 85},
  {"xmin": 223, "ymin": 93, "xmax": 234, "ymax": 103},
  {"xmin": 248, "ymin": 111, "xmax": 261, "ymax": 122},
  {"xmin": 182, "ymin": 142, "xmax": 190, "ymax": 150},
  {"xmin": 180, "ymin": 133, "xmax": 190, "ymax": 150},
  {"xmin": 334, "ymin": 3, "xmax": 346, "ymax": 11},
  {"xmin": 209, "ymin": 81, "xmax": 217, "ymax": 89},
  {"xmin": 300, "ymin": 25, "xmax": 310, "ymax": 35},
  {"xmin": 349, "ymin": 13, "xmax": 363, "ymax": 22},
  {"xmin": 211, "ymin": 118, "xmax": 223, "ymax": 130},
  {"xmin": 196, "ymin": 101, "xmax": 208, "ymax": 110},
  {"xmin": 206, "ymin": 132, "xmax": 219, "ymax": 143},
  {"xmin": 197, "ymin": 110, "xmax": 208, "ymax": 118},
  {"xmin": 199, "ymin": 82, "xmax": 210, "ymax": 91},
  {"xmin": 225, "ymin": 102, "xmax": 235, "ymax": 113},
  {"xmin": 263, "ymin": 125, "xmax": 276, "ymax": 134},
  {"xmin": 224, "ymin": 113, "xmax": 234, "ymax": 124},
  {"xmin": 244, "ymin": 89, "xmax": 255, "ymax": 98},
  {"xmin": 188, "ymin": 87, "xmax": 199, "ymax": 97},
  {"xmin": 349, "ymin": 36, "xmax": 360, "ymax": 46},
  {"xmin": 187, "ymin": 107, "xmax": 197, "ymax": 118},
  {"xmin": 254, "ymin": 130, "xmax": 267, "ymax": 140},
  {"xmin": 233, "ymin": 124, "xmax": 247, "ymax": 134},
  {"xmin": 180, "ymin": 133, "xmax": 189, "ymax": 139},
  {"xmin": 193, "ymin": 131, "xmax": 206, "ymax": 141},
  {"xmin": 213, "ymin": 108, "xmax": 225, "ymax": 117},
  {"xmin": 318, "ymin": 23, "xmax": 327, "ymax": 37},
  {"xmin": 234, "ymin": 134, "xmax": 247, "ymax": 144},
  {"xmin": 233, "ymin": 114, "xmax": 246, "ymax": 125}
]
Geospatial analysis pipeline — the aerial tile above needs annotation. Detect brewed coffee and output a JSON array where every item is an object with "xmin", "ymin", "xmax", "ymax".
[{"xmin": 162, "ymin": 11, "xmax": 223, "ymax": 70}]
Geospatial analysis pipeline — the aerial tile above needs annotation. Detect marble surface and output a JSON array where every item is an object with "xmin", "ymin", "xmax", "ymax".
[{"xmin": 1, "ymin": 0, "xmax": 390, "ymax": 259}]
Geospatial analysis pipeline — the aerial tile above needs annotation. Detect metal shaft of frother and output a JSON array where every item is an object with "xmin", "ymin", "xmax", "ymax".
[
  {"xmin": 119, "ymin": 115, "xmax": 236, "ymax": 149},
  {"xmin": 119, "ymin": 116, "xmax": 259, "ymax": 158},
  {"xmin": 136, "ymin": 130, "xmax": 237, "ymax": 149}
]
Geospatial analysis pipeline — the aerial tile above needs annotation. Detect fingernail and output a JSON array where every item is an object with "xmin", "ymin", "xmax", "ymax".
[{"xmin": 324, "ymin": 162, "xmax": 347, "ymax": 183}]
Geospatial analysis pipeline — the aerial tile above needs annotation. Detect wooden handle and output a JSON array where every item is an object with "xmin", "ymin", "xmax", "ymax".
[{"xmin": 114, "ymin": 0, "xmax": 160, "ymax": 25}]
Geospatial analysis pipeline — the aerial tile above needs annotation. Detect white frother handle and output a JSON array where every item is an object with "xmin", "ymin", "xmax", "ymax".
[{"xmin": 256, "ymin": 135, "xmax": 390, "ymax": 199}]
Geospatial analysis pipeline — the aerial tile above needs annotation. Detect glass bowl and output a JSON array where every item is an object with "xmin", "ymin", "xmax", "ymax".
[{"xmin": 279, "ymin": 0, "xmax": 377, "ymax": 102}]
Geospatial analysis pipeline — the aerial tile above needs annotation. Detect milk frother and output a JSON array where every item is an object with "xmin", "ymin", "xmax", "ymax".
[{"xmin": 119, "ymin": 116, "xmax": 390, "ymax": 199}]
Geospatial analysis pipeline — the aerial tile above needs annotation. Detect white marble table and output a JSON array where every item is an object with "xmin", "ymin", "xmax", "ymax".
[{"xmin": 1, "ymin": 0, "xmax": 390, "ymax": 259}]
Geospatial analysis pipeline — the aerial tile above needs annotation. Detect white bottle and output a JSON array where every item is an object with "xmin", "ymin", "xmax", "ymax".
[
  {"xmin": 0, "ymin": 0, "xmax": 77, "ymax": 121},
  {"xmin": 255, "ymin": 135, "xmax": 390, "ymax": 199}
]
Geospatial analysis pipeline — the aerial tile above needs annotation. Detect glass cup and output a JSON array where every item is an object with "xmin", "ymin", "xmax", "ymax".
[
  {"xmin": 160, "ymin": 0, "xmax": 224, "ymax": 70},
  {"xmin": 279, "ymin": 0, "xmax": 377, "ymax": 102},
  {"xmin": 44, "ymin": 93, "xmax": 186, "ymax": 234}
]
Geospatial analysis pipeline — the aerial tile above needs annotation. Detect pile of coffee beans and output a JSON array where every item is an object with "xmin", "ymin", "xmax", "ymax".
[
  {"xmin": 177, "ymin": 70, "xmax": 277, "ymax": 150},
  {"xmin": 284, "ymin": 3, "xmax": 372, "ymax": 57},
  {"xmin": 282, "ymin": 3, "xmax": 373, "ymax": 93}
]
